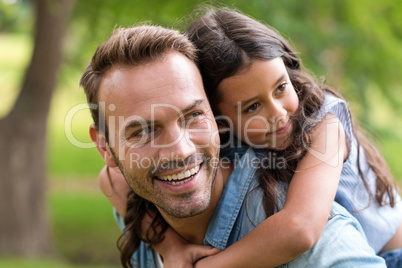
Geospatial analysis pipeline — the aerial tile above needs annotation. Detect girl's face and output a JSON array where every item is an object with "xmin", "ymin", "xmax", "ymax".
[{"xmin": 217, "ymin": 58, "xmax": 299, "ymax": 149}]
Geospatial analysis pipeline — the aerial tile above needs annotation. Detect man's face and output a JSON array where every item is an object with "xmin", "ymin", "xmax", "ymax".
[{"xmin": 98, "ymin": 52, "xmax": 220, "ymax": 219}]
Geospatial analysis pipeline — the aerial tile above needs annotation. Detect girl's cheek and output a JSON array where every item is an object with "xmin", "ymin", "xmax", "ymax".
[
  {"xmin": 239, "ymin": 120, "xmax": 267, "ymax": 144},
  {"xmin": 290, "ymin": 90, "xmax": 300, "ymax": 112},
  {"xmin": 243, "ymin": 118, "xmax": 269, "ymax": 132}
]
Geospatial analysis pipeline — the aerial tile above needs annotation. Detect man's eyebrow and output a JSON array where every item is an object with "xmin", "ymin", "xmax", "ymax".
[
  {"xmin": 124, "ymin": 99, "xmax": 206, "ymax": 131},
  {"xmin": 124, "ymin": 118, "xmax": 153, "ymax": 132},
  {"xmin": 182, "ymin": 99, "xmax": 205, "ymax": 114}
]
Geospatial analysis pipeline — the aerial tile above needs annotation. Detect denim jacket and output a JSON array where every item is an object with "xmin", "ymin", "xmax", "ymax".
[{"xmin": 115, "ymin": 148, "xmax": 385, "ymax": 267}]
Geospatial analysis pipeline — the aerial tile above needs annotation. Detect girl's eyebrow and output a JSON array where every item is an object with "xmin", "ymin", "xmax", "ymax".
[
  {"xmin": 271, "ymin": 73, "xmax": 287, "ymax": 88},
  {"xmin": 239, "ymin": 96, "xmax": 258, "ymax": 108}
]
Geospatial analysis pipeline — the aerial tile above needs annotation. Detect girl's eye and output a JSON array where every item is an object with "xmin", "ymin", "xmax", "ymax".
[
  {"xmin": 275, "ymin": 82, "xmax": 287, "ymax": 95},
  {"xmin": 245, "ymin": 102, "xmax": 260, "ymax": 113}
]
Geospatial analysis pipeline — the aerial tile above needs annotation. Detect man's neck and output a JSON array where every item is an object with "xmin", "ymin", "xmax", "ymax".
[{"xmin": 160, "ymin": 163, "xmax": 233, "ymax": 244}]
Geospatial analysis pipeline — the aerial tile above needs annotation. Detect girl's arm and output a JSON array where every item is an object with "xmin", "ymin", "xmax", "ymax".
[
  {"xmin": 195, "ymin": 113, "xmax": 348, "ymax": 268},
  {"xmin": 98, "ymin": 166, "xmax": 219, "ymax": 268}
]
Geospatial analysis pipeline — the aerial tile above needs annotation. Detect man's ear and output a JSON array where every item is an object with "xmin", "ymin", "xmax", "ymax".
[{"xmin": 89, "ymin": 124, "xmax": 118, "ymax": 167}]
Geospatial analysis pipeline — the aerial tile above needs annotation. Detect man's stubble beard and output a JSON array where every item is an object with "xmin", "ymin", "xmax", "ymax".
[{"xmin": 109, "ymin": 146, "xmax": 220, "ymax": 219}]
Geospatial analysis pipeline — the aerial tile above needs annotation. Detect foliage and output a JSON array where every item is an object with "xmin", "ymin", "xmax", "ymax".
[
  {"xmin": 0, "ymin": 0, "xmax": 33, "ymax": 32},
  {"xmin": 64, "ymin": 0, "xmax": 208, "ymax": 76}
]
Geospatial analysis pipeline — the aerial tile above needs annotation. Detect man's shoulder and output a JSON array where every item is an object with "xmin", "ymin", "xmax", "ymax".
[{"xmin": 289, "ymin": 201, "xmax": 386, "ymax": 267}]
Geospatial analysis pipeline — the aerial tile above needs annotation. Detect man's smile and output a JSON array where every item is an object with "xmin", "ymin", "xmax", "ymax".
[{"xmin": 156, "ymin": 164, "xmax": 201, "ymax": 185}]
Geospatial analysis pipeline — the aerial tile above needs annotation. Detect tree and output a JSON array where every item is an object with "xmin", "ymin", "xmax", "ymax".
[{"xmin": 0, "ymin": 0, "xmax": 74, "ymax": 256}]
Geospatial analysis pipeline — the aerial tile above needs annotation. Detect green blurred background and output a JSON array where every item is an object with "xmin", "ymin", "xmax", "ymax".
[{"xmin": 0, "ymin": 0, "xmax": 401, "ymax": 267}]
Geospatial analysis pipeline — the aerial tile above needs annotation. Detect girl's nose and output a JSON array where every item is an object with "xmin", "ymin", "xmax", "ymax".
[{"xmin": 266, "ymin": 100, "xmax": 287, "ymax": 124}]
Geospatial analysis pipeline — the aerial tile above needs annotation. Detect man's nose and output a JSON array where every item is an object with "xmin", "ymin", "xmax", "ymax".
[{"xmin": 157, "ymin": 124, "xmax": 196, "ymax": 162}]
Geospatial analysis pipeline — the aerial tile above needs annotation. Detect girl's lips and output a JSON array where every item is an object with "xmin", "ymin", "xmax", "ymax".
[{"xmin": 272, "ymin": 121, "xmax": 291, "ymax": 135}]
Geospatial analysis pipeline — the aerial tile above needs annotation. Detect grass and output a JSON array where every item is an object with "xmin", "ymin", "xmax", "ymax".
[
  {"xmin": 0, "ymin": 258, "xmax": 118, "ymax": 268},
  {"xmin": 48, "ymin": 180, "xmax": 121, "ymax": 266},
  {"xmin": 0, "ymin": 178, "xmax": 122, "ymax": 268}
]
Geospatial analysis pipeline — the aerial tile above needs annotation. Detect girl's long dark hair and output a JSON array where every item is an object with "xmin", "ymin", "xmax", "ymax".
[
  {"xmin": 118, "ymin": 191, "xmax": 167, "ymax": 268},
  {"xmin": 184, "ymin": 7, "xmax": 398, "ymax": 215}
]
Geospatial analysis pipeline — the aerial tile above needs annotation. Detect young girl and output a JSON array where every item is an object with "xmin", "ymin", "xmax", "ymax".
[{"xmin": 101, "ymin": 7, "xmax": 402, "ymax": 267}]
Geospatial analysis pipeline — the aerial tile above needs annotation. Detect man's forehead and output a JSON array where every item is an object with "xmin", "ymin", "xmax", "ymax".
[
  {"xmin": 99, "ymin": 74, "xmax": 206, "ymax": 112},
  {"xmin": 100, "ymin": 54, "xmax": 204, "ymax": 99},
  {"xmin": 98, "ymin": 53, "xmax": 210, "ymax": 119}
]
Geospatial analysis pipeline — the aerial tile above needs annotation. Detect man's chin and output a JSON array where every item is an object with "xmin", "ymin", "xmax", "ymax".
[{"xmin": 156, "ymin": 197, "xmax": 211, "ymax": 219}]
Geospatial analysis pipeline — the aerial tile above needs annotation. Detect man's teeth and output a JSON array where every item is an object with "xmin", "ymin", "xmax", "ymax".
[{"xmin": 158, "ymin": 165, "xmax": 200, "ymax": 185}]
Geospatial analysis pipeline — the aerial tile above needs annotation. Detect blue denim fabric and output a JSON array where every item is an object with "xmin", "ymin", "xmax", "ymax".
[
  {"xmin": 115, "ymin": 148, "xmax": 386, "ymax": 267},
  {"xmin": 379, "ymin": 248, "xmax": 402, "ymax": 268}
]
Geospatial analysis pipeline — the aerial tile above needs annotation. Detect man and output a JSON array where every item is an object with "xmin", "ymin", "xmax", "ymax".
[{"xmin": 80, "ymin": 25, "xmax": 385, "ymax": 267}]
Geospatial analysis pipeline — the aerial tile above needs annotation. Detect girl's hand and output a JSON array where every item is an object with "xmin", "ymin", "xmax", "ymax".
[
  {"xmin": 162, "ymin": 243, "xmax": 220, "ymax": 268},
  {"xmin": 155, "ymin": 226, "xmax": 219, "ymax": 268}
]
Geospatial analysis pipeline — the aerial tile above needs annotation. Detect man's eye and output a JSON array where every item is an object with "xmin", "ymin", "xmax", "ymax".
[
  {"xmin": 184, "ymin": 110, "xmax": 204, "ymax": 122},
  {"xmin": 245, "ymin": 102, "xmax": 260, "ymax": 113},
  {"xmin": 130, "ymin": 126, "xmax": 153, "ymax": 138},
  {"xmin": 190, "ymin": 111, "xmax": 203, "ymax": 118}
]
